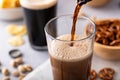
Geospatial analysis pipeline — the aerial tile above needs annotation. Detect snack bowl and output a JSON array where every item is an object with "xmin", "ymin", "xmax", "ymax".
[
  {"xmin": 94, "ymin": 42, "xmax": 120, "ymax": 60},
  {"xmin": 87, "ymin": 0, "xmax": 111, "ymax": 7},
  {"xmin": 94, "ymin": 19, "xmax": 120, "ymax": 60},
  {"xmin": 0, "ymin": 7, "xmax": 23, "ymax": 20}
]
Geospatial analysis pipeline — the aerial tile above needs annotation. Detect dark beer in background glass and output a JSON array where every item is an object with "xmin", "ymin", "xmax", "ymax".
[{"xmin": 20, "ymin": 0, "xmax": 57, "ymax": 50}]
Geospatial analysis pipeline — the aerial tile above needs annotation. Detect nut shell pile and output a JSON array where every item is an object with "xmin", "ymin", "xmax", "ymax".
[
  {"xmin": 95, "ymin": 19, "xmax": 120, "ymax": 46},
  {"xmin": 0, "ymin": 50, "xmax": 33, "ymax": 80}
]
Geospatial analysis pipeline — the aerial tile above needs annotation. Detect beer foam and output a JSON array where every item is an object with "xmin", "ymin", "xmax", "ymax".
[
  {"xmin": 20, "ymin": 0, "xmax": 57, "ymax": 10},
  {"xmin": 49, "ymin": 34, "xmax": 92, "ymax": 62}
]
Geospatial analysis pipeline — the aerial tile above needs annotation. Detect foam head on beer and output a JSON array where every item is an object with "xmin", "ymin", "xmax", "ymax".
[
  {"xmin": 49, "ymin": 34, "xmax": 92, "ymax": 61},
  {"xmin": 20, "ymin": 0, "xmax": 57, "ymax": 10},
  {"xmin": 20, "ymin": 0, "xmax": 57, "ymax": 50}
]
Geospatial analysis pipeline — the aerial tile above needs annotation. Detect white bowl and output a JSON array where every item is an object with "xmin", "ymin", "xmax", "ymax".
[{"xmin": 0, "ymin": 7, "xmax": 23, "ymax": 20}]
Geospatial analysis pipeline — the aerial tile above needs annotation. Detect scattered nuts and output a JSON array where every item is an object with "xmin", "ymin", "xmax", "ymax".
[
  {"xmin": 15, "ymin": 57, "xmax": 23, "ymax": 64},
  {"xmin": 2, "ymin": 77, "xmax": 10, "ymax": 80},
  {"xmin": 10, "ymin": 60, "xmax": 18, "ymax": 68},
  {"xmin": 12, "ymin": 70, "xmax": 20, "ymax": 77},
  {"xmin": 10, "ymin": 57, "xmax": 23, "ymax": 68},
  {"xmin": 2, "ymin": 68, "xmax": 10, "ymax": 76},
  {"xmin": 18, "ymin": 65, "xmax": 27, "ymax": 73},
  {"xmin": 24, "ymin": 64, "xmax": 33, "ymax": 72},
  {"xmin": 18, "ymin": 64, "xmax": 33, "ymax": 73},
  {"xmin": 19, "ymin": 74, "xmax": 25, "ymax": 80}
]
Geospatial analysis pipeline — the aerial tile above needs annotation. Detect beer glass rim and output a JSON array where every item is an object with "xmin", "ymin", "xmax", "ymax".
[{"xmin": 45, "ymin": 14, "xmax": 96, "ymax": 42}]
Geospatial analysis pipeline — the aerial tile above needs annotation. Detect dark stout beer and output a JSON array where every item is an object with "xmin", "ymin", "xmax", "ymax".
[{"xmin": 20, "ymin": 0, "xmax": 57, "ymax": 50}]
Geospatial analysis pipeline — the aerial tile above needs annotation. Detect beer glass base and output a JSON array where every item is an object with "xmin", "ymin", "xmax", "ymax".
[{"xmin": 31, "ymin": 45, "xmax": 48, "ymax": 51}]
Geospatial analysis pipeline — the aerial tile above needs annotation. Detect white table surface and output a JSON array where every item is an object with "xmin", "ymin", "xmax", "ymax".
[{"xmin": 0, "ymin": 0, "xmax": 120, "ymax": 80}]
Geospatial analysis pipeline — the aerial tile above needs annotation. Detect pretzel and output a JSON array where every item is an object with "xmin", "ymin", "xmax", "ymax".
[
  {"xmin": 110, "ymin": 39, "xmax": 120, "ymax": 46},
  {"xmin": 95, "ymin": 19, "xmax": 120, "ymax": 46},
  {"xmin": 99, "ymin": 68, "xmax": 115, "ymax": 80},
  {"xmin": 99, "ymin": 72, "xmax": 113, "ymax": 80},
  {"xmin": 116, "ymin": 31, "xmax": 120, "ymax": 39},
  {"xmin": 90, "ymin": 70, "xmax": 97, "ymax": 80}
]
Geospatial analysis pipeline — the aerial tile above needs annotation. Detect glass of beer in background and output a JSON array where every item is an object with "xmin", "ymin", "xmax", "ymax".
[
  {"xmin": 20, "ymin": 0, "xmax": 57, "ymax": 50},
  {"xmin": 45, "ymin": 14, "xmax": 96, "ymax": 80}
]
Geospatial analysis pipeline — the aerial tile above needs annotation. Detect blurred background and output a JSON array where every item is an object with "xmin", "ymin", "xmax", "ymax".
[{"xmin": 0, "ymin": 0, "xmax": 120, "ymax": 80}]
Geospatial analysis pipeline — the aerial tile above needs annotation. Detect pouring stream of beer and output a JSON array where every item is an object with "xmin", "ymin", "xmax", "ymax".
[
  {"xmin": 70, "ymin": 4, "xmax": 81, "ymax": 44},
  {"xmin": 70, "ymin": 0, "xmax": 92, "ymax": 46}
]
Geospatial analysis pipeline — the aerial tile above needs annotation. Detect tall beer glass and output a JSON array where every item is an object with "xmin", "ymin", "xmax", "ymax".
[{"xmin": 45, "ymin": 14, "xmax": 96, "ymax": 80}]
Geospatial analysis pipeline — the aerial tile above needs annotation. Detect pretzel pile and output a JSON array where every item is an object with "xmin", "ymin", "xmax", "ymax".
[{"xmin": 95, "ymin": 19, "xmax": 120, "ymax": 46}]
